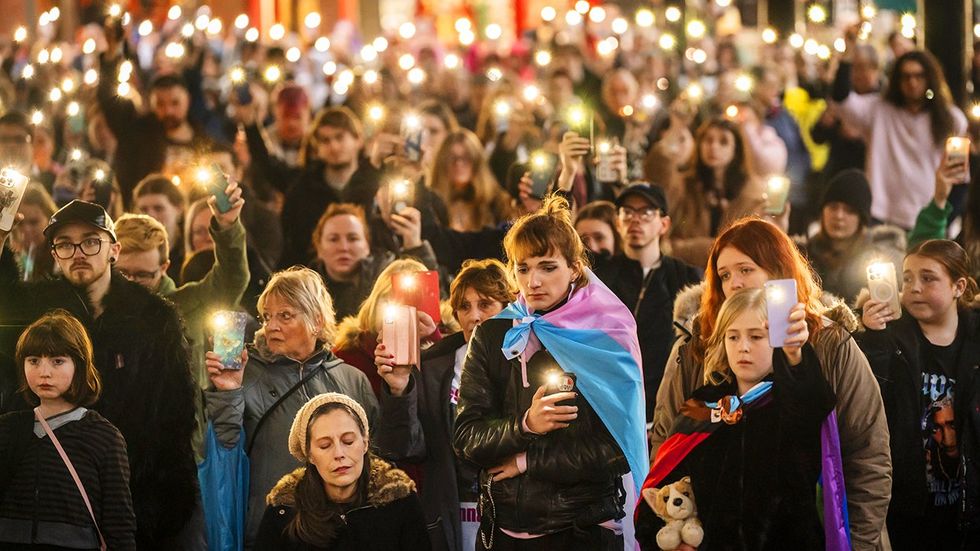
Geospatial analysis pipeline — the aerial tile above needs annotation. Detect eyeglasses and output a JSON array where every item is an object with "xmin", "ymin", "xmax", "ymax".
[
  {"xmin": 118, "ymin": 268, "xmax": 161, "ymax": 283},
  {"xmin": 51, "ymin": 238, "xmax": 110, "ymax": 259},
  {"xmin": 618, "ymin": 206, "xmax": 660, "ymax": 222},
  {"xmin": 260, "ymin": 310, "xmax": 300, "ymax": 326}
]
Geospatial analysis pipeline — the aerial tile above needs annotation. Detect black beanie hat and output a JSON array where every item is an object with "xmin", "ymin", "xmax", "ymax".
[{"xmin": 821, "ymin": 169, "xmax": 872, "ymax": 225}]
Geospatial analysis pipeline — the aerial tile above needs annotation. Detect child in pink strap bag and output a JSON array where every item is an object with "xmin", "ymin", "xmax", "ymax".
[{"xmin": 0, "ymin": 310, "xmax": 136, "ymax": 550}]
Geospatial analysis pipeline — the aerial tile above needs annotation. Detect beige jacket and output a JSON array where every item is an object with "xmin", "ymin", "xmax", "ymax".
[{"xmin": 651, "ymin": 283, "xmax": 893, "ymax": 551}]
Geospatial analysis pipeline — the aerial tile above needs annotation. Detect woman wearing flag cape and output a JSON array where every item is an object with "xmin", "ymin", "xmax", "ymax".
[{"xmin": 453, "ymin": 195, "xmax": 648, "ymax": 550}]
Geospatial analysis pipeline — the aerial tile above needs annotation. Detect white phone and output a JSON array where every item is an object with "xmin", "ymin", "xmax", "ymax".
[
  {"xmin": 945, "ymin": 137, "xmax": 971, "ymax": 183},
  {"xmin": 867, "ymin": 262, "xmax": 902, "ymax": 320},
  {"xmin": 765, "ymin": 279, "xmax": 798, "ymax": 348}
]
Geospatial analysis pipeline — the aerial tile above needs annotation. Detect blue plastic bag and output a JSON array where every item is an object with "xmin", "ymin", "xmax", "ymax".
[{"xmin": 198, "ymin": 422, "xmax": 249, "ymax": 551}]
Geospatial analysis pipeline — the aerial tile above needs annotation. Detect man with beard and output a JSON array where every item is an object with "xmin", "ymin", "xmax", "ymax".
[
  {"xmin": 0, "ymin": 201, "xmax": 200, "ymax": 549},
  {"xmin": 278, "ymin": 106, "xmax": 381, "ymax": 267},
  {"xmin": 97, "ymin": 61, "xmax": 213, "ymax": 208},
  {"xmin": 592, "ymin": 183, "xmax": 702, "ymax": 424}
]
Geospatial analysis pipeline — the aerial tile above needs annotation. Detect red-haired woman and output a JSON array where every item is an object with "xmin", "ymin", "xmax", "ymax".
[
  {"xmin": 650, "ymin": 217, "xmax": 892, "ymax": 549},
  {"xmin": 855, "ymin": 240, "xmax": 980, "ymax": 548}
]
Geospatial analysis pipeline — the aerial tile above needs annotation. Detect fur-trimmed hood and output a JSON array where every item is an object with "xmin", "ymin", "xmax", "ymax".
[
  {"xmin": 672, "ymin": 281, "xmax": 860, "ymax": 338},
  {"xmin": 266, "ymin": 457, "xmax": 416, "ymax": 508}
]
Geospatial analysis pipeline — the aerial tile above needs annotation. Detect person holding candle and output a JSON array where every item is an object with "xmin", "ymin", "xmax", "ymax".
[
  {"xmin": 453, "ymin": 195, "xmax": 646, "ymax": 549},
  {"xmin": 0, "ymin": 310, "xmax": 136, "ymax": 550}
]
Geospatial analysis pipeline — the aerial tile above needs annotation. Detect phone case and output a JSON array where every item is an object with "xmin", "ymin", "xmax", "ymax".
[
  {"xmin": 764, "ymin": 176, "xmax": 791, "ymax": 215},
  {"xmin": 382, "ymin": 304, "xmax": 419, "ymax": 366},
  {"xmin": 945, "ymin": 137, "xmax": 971, "ymax": 183},
  {"xmin": 867, "ymin": 262, "xmax": 902, "ymax": 320},
  {"xmin": 211, "ymin": 311, "xmax": 249, "ymax": 370},
  {"xmin": 207, "ymin": 164, "xmax": 233, "ymax": 213},
  {"xmin": 0, "ymin": 169, "xmax": 29, "ymax": 232},
  {"xmin": 529, "ymin": 153, "xmax": 557, "ymax": 199},
  {"xmin": 401, "ymin": 120, "xmax": 423, "ymax": 162},
  {"xmin": 387, "ymin": 179, "xmax": 415, "ymax": 216},
  {"xmin": 546, "ymin": 371, "xmax": 577, "ymax": 407},
  {"xmin": 391, "ymin": 271, "xmax": 441, "ymax": 324},
  {"xmin": 765, "ymin": 279, "xmax": 798, "ymax": 348}
]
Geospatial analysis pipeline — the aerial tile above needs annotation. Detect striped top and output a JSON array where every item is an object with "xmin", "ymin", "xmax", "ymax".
[{"xmin": 0, "ymin": 409, "xmax": 136, "ymax": 550}]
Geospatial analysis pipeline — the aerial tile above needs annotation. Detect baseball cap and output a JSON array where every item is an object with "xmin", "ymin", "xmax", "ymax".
[
  {"xmin": 44, "ymin": 200, "xmax": 117, "ymax": 243},
  {"xmin": 614, "ymin": 182, "xmax": 668, "ymax": 216}
]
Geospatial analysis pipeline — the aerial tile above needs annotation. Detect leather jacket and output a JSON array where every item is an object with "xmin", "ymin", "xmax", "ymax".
[{"xmin": 453, "ymin": 318, "xmax": 629, "ymax": 535}]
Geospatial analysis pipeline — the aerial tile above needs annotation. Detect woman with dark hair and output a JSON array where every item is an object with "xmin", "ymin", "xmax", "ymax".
[
  {"xmin": 651, "ymin": 217, "xmax": 892, "ymax": 549},
  {"xmin": 833, "ymin": 47, "xmax": 967, "ymax": 230},
  {"xmin": 0, "ymin": 311, "xmax": 136, "ymax": 550},
  {"xmin": 657, "ymin": 118, "xmax": 767, "ymax": 267},
  {"xmin": 255, "ymin": 393, "xmax": 429, "ymax": 550},
  {"xmin": 575, "ymin": 200, "xmax": 623, "ymax": 258},
  {"xmin": 453, "ymin": 195, "xmax": 647, "ymax": 549},
  {"xmin": 856, "ymin": 239, "xmax": 980, "ymax": 548},
  {"xmin": 427, "ymin": 129, "xmax": 515, "ymax": 231}
]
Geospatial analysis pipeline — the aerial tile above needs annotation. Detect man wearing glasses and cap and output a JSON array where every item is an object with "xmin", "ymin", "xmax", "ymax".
[
  {"xmin": 592, "ymin": 183, "xmax": 702, "ymax": 426},
  {"xmin": 0, "ymin": 200, "xmax": 201, "ymax": 548}
]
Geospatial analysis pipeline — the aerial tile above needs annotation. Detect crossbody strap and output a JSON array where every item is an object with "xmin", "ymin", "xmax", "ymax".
[
  {"xmin": 246, "ymin": 363, "xmax": 333, "ymax": 456},
  {"xmin": 35, "ymin": 408, "xmax": 107, "ymax": 551}
]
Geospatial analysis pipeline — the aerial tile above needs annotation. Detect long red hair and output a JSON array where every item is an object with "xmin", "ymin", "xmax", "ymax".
[{"xmin": 697, "ymin": 217, "xmax": 824, "ymax": 360}]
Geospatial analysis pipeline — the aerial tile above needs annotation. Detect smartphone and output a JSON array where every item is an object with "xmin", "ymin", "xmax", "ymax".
[
  {"xmin": 0, "ymin": 168, "xmax": 29, "ymax": 232},
  {"xmin": 545, "ymin": 370, "xmax": 577, "ymax": 407},
  {"xmin": 401, "ymin": 115, "xmax": 424, "ymax": 162},
  {"xmin": 493, "ymin": 99, "xmax": 511, "ymax": 135},
  {"xmin": 595, "ymin": 139, "xmax": 619, "ymax": 184},
  {"xmin": 382, "ymin": 304, "xmax": 419, "ymax": 366},
  {"xmin": 765, "ymin": 279, "xmax": 798, "ymax": 348},
  {"xmin": 867, "ymin": 262, "xmax": 902, "ymax": 320},
  {"xmin": 385, "ymin": 178, "xmax": 415, "ymax": 216},
  {"xmin": 764, "ymin": 176, "xmax": 791, "ymax": 215},
  {"xmin": 528, "ymin": 152, "xmax": 557, "ymax": 199},
  {"xmin": 945, "ymin": 137, "xmax": 971, "ymax": 183},
  {"xmin": 211, "ymin": 311, "xmax": 249, "ymax": 370},
  {"xmin": 391, "ymin": 270, "xmax": 440, "ymax": 325},
  {"xmin": 205, "ymin": 163, "xmax": 233, "ymax": 213}
]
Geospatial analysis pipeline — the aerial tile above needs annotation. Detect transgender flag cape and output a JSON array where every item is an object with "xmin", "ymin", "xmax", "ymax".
[{"xmin": 494, "ymin": 269, "xmax": 648, "ymax": 493}]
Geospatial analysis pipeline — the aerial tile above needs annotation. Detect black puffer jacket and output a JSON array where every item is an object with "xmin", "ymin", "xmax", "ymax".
[
  {"xmin": 453, "ymin": 318, "xmax": 629, "ymax": 535},
  {"xmin": 854, "ymin": 305, "xmax": 980, "ymax": 540}
]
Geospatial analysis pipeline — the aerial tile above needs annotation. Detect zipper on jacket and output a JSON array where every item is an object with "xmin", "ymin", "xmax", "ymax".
[{"xmin": 340, "ymin": 503, "xmax": 374, "ymax": 524}]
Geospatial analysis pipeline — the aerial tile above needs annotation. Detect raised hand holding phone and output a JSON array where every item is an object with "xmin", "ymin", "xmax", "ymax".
[{"xmin": 765, "ymin": 279, "xmax": 808, "ymax": 365}]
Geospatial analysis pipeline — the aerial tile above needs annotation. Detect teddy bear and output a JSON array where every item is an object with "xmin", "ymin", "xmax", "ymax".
[{"xmin": 641, "ymin": 476, "xmax": 704, "ymax": 551}]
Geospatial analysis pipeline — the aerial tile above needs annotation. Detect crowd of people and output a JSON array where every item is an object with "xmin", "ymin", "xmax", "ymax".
[{"xmin": 0, "ymin": 1, "xmax": 978, "ymax": 550}]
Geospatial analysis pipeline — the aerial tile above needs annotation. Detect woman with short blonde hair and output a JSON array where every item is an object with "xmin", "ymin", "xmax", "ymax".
[{"xmin": 205, "ymin": 267, "xmax": 377, "ymax": 546}]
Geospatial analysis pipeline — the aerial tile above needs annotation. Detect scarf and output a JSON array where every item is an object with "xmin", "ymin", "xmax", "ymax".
[{"xmin": 494, "ymin": 269, "xmax": 648, "ymax": 492}]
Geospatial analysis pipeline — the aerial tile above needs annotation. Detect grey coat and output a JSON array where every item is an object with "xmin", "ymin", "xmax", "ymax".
[{"xmin": 205, "ymin": 340, "xmax": 379, "ymax": 548}]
